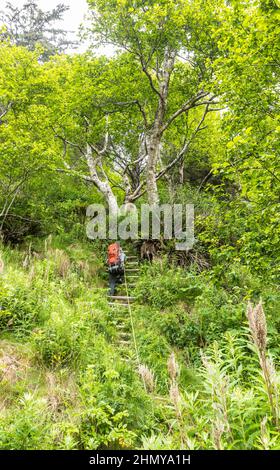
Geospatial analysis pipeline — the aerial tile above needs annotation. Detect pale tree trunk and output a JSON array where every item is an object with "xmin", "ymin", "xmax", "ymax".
[
  {"xmin": 57, "ymin": 135, "xmax": 119, "ymax": 216},
  {"xmin": 145, "ymin": 48, "xmax": 176, "ymax": 206},
  {"xmin": 98, "ymin": 180, "xmax": 119, "ymax": 215},
  {"xmin": 86, "ymin": 144, "xmax": 119, "ymax": 216},
  {"xmin": 179, "ymin": 157, "xmax": 184, "ymax": 185},
  {"xmin": 146, "ymin": 131, "xmax": 161, "ymax": 206}
]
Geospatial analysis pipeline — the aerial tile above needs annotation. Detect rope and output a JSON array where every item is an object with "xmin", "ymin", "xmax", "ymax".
[
  {"xmin": 123, "ymin": 262, "xmax": 148, "ymax": 392},
  {"xmin": 108, "ymin": 255, "xmax": 146, "ymax": 391},
  {"xmin": 123, "ymin": 265, "xmax": 141, "ymax": 370},
  {"xmin": 123, "ymin": 263, "xmax": 160, "ymax": 423}
]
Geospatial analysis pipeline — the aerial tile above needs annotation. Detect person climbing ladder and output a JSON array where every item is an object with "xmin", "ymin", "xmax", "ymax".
[{"xmin": 107, "ymin": 242, "xmax": 126, "ymax": 296}]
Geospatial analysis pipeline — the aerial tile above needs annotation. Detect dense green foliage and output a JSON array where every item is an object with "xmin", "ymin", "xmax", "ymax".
[
  {"xmin": 0, "ymin": 0, "xmax": 279, "ymax": 450},
  {"xmin": 0, "ymin": 238, "xmax": 279, "ymax": 449}
]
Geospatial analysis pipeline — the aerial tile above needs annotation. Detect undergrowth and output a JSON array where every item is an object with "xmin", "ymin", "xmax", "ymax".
[{"xmin": 0, "ymin": 237, "xmax": 279, "ymax": 449}]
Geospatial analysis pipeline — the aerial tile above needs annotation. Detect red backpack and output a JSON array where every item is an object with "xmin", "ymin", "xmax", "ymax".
[{"xmin": 107, "ymin": 243, "xmax": 121, "ymax": 266}]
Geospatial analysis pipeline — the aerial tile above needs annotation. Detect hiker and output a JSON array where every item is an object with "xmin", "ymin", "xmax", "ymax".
[{"xmin": 107, "ymin": 242, "xmax": 126, "ymax": 296}]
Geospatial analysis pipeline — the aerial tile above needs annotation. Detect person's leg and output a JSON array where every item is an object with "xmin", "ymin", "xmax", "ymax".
[
  {"xmin": 119, "ymin": 268, "xmax": 124, "ymax": 284},
  {"xmin": 109, "ymin": 272, "xmax": 117, "ymax": 296}
]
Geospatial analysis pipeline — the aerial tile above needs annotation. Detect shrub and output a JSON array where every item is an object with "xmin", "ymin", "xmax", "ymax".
[
  {"xmin": 0, "ymin": 279, "xmax": 40, "ymax": 337},
  {"xmin": 0, "ymin": 393, "xmax": 54, "ymax": 450},
  {"xmin": 33, "ymin": 321, "xmax": 79, "ymax": 368},
  {"xmin": 32, "ymin": 295, "xmax": 116, "ymax": 369},
  {"xmin": 135, "ymin": 260, "xmax": 202, "ymax": 309},
  {"xmin": 77, "ymin": 366, "xmax": 137, "ymax": 449}
]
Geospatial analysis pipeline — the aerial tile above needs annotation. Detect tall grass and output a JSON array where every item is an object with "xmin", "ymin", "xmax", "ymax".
[{"xmin": 0, "ymin": 239, "xmax": 280, "ymax": 449}]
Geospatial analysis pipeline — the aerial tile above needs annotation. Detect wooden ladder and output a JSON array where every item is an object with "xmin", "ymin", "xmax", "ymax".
[{"xmin": 107, "ymin": 251, "xmax": 140, "ymax": 362}]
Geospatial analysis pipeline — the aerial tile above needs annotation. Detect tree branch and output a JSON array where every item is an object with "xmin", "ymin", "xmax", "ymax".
[
  {"xmin": 157, "ymin": 104, "xmax": 210, "ymax": 181},
  {"xmin": 54, "ymin": 133, "xmax": 85, "ymax": 155},
  {"xmin": 56, "ymin": 168, "xmax": 94, "ymax": 183},
  {"xmin": 128, "ymin": 106, "xmax": 209, "ymax": 202},
  {"xmin": 161, "ymin": 91, "xmax": 211, "ymax": 134},
  {"xmin": 140, "ymin": 56, "xmax": 161, "ymax": 99},
  {"xmin": 0, "ymin": 102, "xmax": 12, "ymax": 120}
]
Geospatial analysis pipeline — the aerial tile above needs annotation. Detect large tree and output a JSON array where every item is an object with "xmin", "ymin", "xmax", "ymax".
[
  {"xmin": 84, "ymin": 0, "xmax": 223, "ymax": 206},
  {"xmin": 43, "ymin": 51, "xmax": 220, "ymax": 216}
]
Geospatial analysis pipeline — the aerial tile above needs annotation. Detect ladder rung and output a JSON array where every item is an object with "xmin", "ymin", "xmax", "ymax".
[
  {"xmin": 108, "ymin": 296, "xmax": 136, "ymax": 301},
  {"xmin": 120, "ymin": 333, "xmax": 131, "ymax": 338},
  {"xmin": 109, "ymin": 302, "xmax": 129, "ymax": 307}
]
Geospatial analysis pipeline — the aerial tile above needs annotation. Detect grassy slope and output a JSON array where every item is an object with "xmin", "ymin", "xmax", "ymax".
[{"xmin": 0, "ymin": 237, "xmax": 280, "ymax": 449}]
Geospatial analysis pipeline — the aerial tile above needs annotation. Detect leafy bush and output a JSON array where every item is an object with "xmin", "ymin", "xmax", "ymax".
[
  {"xmin": 135, "ymin": 260, "xmax": 202, "ymax": 309},
  {"xmin": 32, "ymin": 304, "xmax": 103, "ymax": 368},
  {"xmin": 33, "ymin": 321, "xmax": 79, "ymax": 368},
  {"xmin": 0, "ymin": 279, "xmax": 40, "ymax": 337},
  {"xmin": 156, "ymin": 307, "xmax": 202, "ymax": 350},
  {"xmin": 77, "ymin": 366, "xmax": 137, "ymax": 450},
  {"xmin": 0, "ymin": 394, "xmax": 54, "ymax": 450}
]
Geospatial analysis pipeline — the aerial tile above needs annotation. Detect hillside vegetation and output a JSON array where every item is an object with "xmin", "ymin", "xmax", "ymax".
[
  {"xmin": 0, "ymin": 0, "xmax": 279, "ymax": 450},
  {"xmin": 0, "ymin": 234, "xmax": 279, "ymax": 450}
]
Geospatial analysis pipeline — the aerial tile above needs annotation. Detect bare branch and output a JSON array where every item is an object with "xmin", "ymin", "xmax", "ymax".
[
  {"xmin": 197, "ymin": 169, "xmax": 214, "ymax": 192},
  {"xmin": 0, "ymin": 102, "xmax": 12, "ymax": 120},
  {"xmin": 135, "ymin": 100, "xmax": 148, "ymax": 127},
  {"xmin": 127, "ymin": 153, "xmax": 148, "ymax": 168},
  {"xmin": 140, "ymin": 55, "xmax": 161, "ymax": 99},
  {"xmin": 126, "ymin": 180, "xmax": 145, "ymax": 202},
  {"xmin": 57, "ymin": 168, "xmax": 93, "ymax": 183},
  {"xmin": 128, "ymin": 104, "xmax": 210, "ymax": 202},
  {"xmin": 161, "ymin": 91, "xmax": 211, "ymax": 134},
  {"xmin": 0, "ymin": 186, "xmax": 21, "ymax": 230},
  {"xmin": 157, "ymin": 104, "xmax": 210, "ymax": 180},
  {"xmin": 208, "ymin": 107, "xmax": 225, "ymax": 112},
  {"xmin": 54, "ymin": 133, "xmax": 85, "ymax": 155}
]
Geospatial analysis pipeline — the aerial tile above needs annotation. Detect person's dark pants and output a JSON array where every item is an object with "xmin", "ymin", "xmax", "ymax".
[
  {"xmin": 109, "ymin": 272, "xmax": 117, "ymax": 296},
  {"xmin": 109, "ymin": 268, "xmax": 124, "ymax": 296}
]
